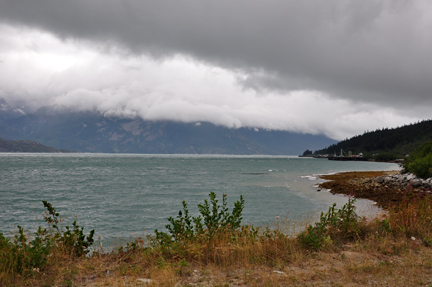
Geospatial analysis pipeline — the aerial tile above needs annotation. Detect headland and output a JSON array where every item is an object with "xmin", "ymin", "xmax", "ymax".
[{"xmin": 319, "ymin": 170, "xmax": 432, "ymax": 209}]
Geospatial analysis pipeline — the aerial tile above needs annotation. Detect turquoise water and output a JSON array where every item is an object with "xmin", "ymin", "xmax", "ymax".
[{"xmin": 0, "ymin": 153, "xmax": 398, "ymax": 243}]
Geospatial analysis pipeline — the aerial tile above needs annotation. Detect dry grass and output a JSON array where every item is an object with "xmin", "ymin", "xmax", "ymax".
[
  {"xmin": 78, "ymin": 244, "xmax": 432, "ymax": 287},
  {"xmin": 2, "ymin": 192, "xmax": 432, "ymax": 286}
]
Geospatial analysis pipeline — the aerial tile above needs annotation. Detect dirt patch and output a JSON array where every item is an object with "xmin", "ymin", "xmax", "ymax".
[{"xmin": 319, "ymin": 171, "xmax": 406, "ymax": 210}]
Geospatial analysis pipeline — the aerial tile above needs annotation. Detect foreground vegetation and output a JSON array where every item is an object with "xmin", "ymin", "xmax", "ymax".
[{"xmin": 2, "ymin": 190, "xmax": 432, "ymax": 286}]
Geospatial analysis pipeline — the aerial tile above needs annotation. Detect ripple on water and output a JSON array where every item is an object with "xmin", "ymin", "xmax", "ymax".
[{"xmin": 0, "ymin": 154, "xmax": 399, "ymax": 246}]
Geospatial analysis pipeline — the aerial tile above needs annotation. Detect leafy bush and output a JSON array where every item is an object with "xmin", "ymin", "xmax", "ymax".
[
  {"xmin": 0, "ymin": 201, "xmax": 94, "ymax": 277},
  {"xmin": 153, "ymin": 192, "xmax": 246, "ymax": 247},
  {"xmin": 42, "ymin": 201, "xmax": 95, "ymax": 257},
  {"xmin": 403, "ymin": 142, "xmax": 432, "ymax": 179},
  {"xmin": 0, "ymin": 226, "xmax": 53, "ymax": 276},
  {"xmin": 298, "ymin": 197, "xmax": 360, "ymax": 250}
]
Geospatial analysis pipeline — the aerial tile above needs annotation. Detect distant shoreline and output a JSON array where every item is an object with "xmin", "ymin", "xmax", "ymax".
[
  {"xmin": 299, "ymin": 154, "xmax": 404, "ymax": 164},
  {"xmin": 0, "ymin": 138, "xmax": 76, "ymax": 153}
]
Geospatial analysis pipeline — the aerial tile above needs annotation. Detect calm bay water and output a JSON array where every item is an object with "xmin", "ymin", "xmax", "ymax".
[{"xmin": 0, "ymin": 153, "xmax": 398, "ymax": 244}]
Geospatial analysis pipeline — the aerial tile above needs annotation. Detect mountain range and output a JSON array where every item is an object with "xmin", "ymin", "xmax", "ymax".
[{"xmin": 0, "ymin": 104, "xmax": 336, "ymax": 155}]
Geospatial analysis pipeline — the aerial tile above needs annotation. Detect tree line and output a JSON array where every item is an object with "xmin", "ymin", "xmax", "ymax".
[{"xmin": 314, "ymin": 120, "xmax": 432, "ymax": 159}]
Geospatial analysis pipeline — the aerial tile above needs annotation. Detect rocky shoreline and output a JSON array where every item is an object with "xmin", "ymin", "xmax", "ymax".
[{"xmin": 319, "ymin": 170, "xmax": 432, "ymax": 210}]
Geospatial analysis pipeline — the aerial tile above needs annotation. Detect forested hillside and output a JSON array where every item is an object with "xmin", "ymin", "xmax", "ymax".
[{"xmin": 315, "ymin": 120, "xmax": 432, "ymax": 158}]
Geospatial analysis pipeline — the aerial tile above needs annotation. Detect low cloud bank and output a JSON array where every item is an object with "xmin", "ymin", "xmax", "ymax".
[{"xmin": 0, "ymin": 24, "xmax": 424, "ymax": 140}]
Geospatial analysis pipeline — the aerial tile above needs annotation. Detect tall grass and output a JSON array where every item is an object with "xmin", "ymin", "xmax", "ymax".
[
  {"xmin": 388, "ymin": 189, "xmax": 432, "ymax": 244},
  {"xmin": 1, "ymin": 191, "xmax": 432, "ymax": 286}
]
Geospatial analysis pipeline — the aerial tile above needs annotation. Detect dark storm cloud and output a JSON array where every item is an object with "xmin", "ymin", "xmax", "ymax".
[{"xmin": 1, "ymin": 0, "xmax": 431, "ymax": 107}]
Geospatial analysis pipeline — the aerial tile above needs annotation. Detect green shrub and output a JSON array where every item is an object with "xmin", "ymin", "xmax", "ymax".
[
  {"xmin": 42, "ymin": 201, "xmax": 95, "ymax": 257},
  {"xmin": 0, "ymin": 201, "xmax": 94, "ymax": 277},
  {"xmin": 0, "ymin": 226, "xmax": 53, "ymax": 276},
  {"xmin": 403, "ymin": 142, "xmax": 432, "ymax": 179},
  {"xmin": 298, "ymin": 197, "xmax": 360, "ymax": 250},
  {"xmin": 152, "ymin": 192, "xmax": 247, "ymax": 247}
]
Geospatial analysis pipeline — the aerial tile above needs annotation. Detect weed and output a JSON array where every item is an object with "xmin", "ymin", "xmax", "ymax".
[
  {"xmin": 389, "ymin": 191, "xmax": 432, "ymax": 240},
  {"xmin": 42, "ymin": 201, "xmax": 95, "ymax": 257},
  {"xmin": 0, "ymin": 201, "xmax": 94, "ymax": 280},
  {"xmin": 150, "ymin": 192, "xmax": 254, "ymax": 260},
  {"xmin": 379, "ymin": 218, "xmax": 391, "ymax": 233},
  {"xmin": 153, "ymin": 192, "xmax": 245, "ymax": 246},
  {"xmin": 0, "ymin": 225, "xmax": 53, "ymax": 276},
  {"xmin": 2, "ymin": 188, "xmax": 432, "ymax": 286},
  {"xmin": 298, "ymin": 196, "xmax": 360, "ymax": 250}
]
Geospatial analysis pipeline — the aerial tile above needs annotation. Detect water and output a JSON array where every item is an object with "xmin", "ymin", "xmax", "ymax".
[{"xmin": 0, "ymin": 153, "xmax": 398, "ymax": 244}]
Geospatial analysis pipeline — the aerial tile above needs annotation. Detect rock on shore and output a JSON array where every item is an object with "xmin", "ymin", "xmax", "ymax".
[
  {"xmin": 371, "ymin": 173, "xmax": 432, "ymax": 189},
  {"xmin": 319, "ymin": 171, "xmax": 432, "ymax": 210}
]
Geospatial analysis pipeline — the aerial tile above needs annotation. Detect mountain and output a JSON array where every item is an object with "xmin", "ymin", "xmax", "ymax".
[
  {"xmin": 0, "ymin": 98, "xmax": 26, "ymax": 121},
  {"xmin": 0, "ymin": 138, "xmax": 72, "ymax": 153},
  {"xmin": 0, "ymin": 107, "xmax": 336, "ymax": 155},
  {"xmin": 314, "ymin": 120, "xmax": 432, "ymax": 158}
]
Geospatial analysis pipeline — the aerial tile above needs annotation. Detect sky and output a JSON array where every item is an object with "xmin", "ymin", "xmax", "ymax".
[{"xmin": 0, "ymin": 0, "xmax": 431, "ymax": 140}]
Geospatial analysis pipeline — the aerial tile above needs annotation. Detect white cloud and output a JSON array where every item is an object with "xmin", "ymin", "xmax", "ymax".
[{"xmin": 0, "ymin": 24, "xmax": 424, "ymax": 140}]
